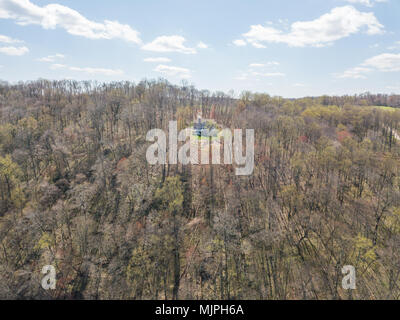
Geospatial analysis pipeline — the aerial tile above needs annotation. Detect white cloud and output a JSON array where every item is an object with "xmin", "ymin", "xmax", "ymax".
[
  {"xmin": 251, "ymin": 42, "xmax": 267, "ymax": 49},
  {"xmin": 0, "ymin": 45, "xmax": 29, "ymax": 55},
  {"xmin": 252, "ymin": 72, "xmax": 285, "ymax": 77},
  {"xmin": 0, "ymin": 35, "xmax": 27, "ymax": 56},
  {"xmin": 236, "ymin": 62, "xmax": 285, "ymax": 80},
  {"xmin": 37, "ymin": 53, "xmax": 65, "ymax": 62},
  {"xmin": 144, "ymin": 57, "xmax": 171, "ymax": 63},
  {"xmin": 69, "ymin": 66, "xmax": 123, "ymax": 76},
  {"xmin": 386, "ymin": 85, "xmax": 400, "ymax": 91},
  {"xmin": 235, "ymin": 70, "xmax": 285, "ymax": 81},
  {"xmin": 249, "ymin": 63, "xmax": 265, "ymax": 68},
  {"xmin": 344, "ymin": 0, "xmax": 388, "ymax": 7},
  {"xmin": 0, "ymin": 34, "xmax": 22, "ymax": 43},
  {"xmin": 336, "ymin": 53, "xmax": 400, "ymax": 79},
  {"xmin": 362, "ymin": 53, "xmax": 400, "ymax": 72},
  {"xmin": 197, "ymin": 41, "xmax": 208, "ymax": 49},
  {"xmin": 232, "ymin": 39, "xmax": 246, "ymax": 47},
  {"xmin": 50, "ymin": 63, "xmax": 123, "ymax": 76},
  {"xmin": 0, "ymin": 0, "xmax": 141, "ymax": 44},
  {"xmin": 50, "ymin": 63, "xmax": 67, "ymax": 69},
  {"xmin": 387, "ymin": 41, "xmax": 400, "ymax": 50},
  {"xmin": 293, "ymin": 83, "xmax": 307, "ymax": 87},
  {"xmin": 154, "ymin": 64, "xmax": 191, "ymax": 78},
  {"xmin": 335, "ymin": 66, "xmax": 372, "ymax": 79},
  {"xmin": 241, "ymin": 6, "xmax": 384, "ymax": 48},
  {"xmin": 249, "ymin": 62, "xmax": 280, "ymax": 68},
  {"xmin": 234, "ymin": 74, "xmax": 248, "ymax": 81},
  {"xmin": 142, "ymin": 36, "xmax": 196, "ymax": 54}
]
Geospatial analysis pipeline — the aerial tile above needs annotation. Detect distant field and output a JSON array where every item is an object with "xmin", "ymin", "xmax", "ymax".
[{"xmin": 370, "ymin": 106, "xmax": 399, "ymax": 112}]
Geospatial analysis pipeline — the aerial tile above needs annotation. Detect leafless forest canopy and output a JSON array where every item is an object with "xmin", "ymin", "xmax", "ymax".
[{"xmin": 1, "ymin": 79, "xmax": 400, "ymax": 299}]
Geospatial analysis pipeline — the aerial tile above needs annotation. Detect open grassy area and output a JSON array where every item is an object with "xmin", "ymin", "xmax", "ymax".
[{"xmin": 370, "ymin": 106, "xmax": 399, "ymax": 112}]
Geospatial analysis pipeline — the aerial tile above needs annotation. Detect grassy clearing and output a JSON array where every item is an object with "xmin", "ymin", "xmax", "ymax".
[{"xmin": 370, "ymin": 106, "xmax": 399, "ymax": 112}]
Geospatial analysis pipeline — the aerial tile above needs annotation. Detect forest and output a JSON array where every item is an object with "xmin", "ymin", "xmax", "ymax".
[{"xmin": 0, "ymin": 79, "xmax": 400, "ymax": 300}]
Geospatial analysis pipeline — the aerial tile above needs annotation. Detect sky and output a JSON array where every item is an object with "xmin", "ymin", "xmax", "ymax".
[{"xmin": 0, "ymin": 0, "xmax": 399, "ymax": 98}]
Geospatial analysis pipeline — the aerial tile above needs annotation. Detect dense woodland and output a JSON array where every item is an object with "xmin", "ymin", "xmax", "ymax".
[{"xmin": 1, "ymin": 79, "xmax": 400, "ymax": 299}]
